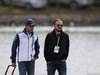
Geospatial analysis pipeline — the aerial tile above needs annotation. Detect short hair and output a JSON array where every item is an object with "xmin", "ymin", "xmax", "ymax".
[{"xmin": 53, "ymin": 19, "xmax": 62, "ymax": 25}]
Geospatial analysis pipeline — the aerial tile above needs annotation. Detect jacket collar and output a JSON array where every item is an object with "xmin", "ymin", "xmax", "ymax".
[{"xmin": 23, "ymin": 28, "xmax": 34, "ymax": 36}]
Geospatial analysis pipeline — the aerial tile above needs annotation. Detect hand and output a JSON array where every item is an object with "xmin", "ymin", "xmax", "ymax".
[
  {"xmin": 62, "ymin": 59, "xmax": 65, "ymax": 61},
  {"xmin": 47, "ymin": 62, "xmax": 51, "ymax": 64},
  {"xmin": 33, "ymin": 58, "xmax": 36, "ymax": 61},
  {"xmin": 12, "ymin": 63, "xmax": 16, "ymax": 67}
]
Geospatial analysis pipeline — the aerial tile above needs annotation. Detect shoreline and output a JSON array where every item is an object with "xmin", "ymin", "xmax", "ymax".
[
  {"xmin": 0, "ymin": 11, "xmax": 100, "ymax": 26},
  {"xmin": 0, "ymin": 26, "xmax": 100, "ymax": 33}
]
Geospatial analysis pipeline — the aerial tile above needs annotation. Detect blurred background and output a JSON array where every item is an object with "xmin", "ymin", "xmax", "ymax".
[
  {"xmin": 0, "ymin": 0, "xmax": 100, "ymax": 26},
  {"xmin": 0, "ymin": 0, "xmax": 100, "ymax": 75}
]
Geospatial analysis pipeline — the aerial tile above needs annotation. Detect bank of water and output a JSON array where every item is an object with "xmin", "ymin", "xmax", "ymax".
[{"xmin": 0, "ymin": 26, "xmax": 100, "ymax": 75}]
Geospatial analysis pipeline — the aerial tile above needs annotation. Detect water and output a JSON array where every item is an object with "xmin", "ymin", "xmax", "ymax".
[{"xmin": 0, "ymin": 26, "xmax": 100, "ymax": 75}]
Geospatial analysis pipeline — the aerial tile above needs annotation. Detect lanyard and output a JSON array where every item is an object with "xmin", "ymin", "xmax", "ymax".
[{"xmin": 56, "ymin": 34, "xmax": 61, "ymax": 46}]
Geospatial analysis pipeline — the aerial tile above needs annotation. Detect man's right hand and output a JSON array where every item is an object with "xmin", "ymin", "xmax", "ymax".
[
  {"xmin": 12, "ymin": 63, "xmax": 16, "ymax": 67},
  {"xmin": 47, "ymin": 62, "xmax": 51, "ymax": 64}
]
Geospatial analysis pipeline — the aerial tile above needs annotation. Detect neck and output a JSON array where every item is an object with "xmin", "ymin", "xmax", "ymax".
[
  {"xmin": 55, "ymin": 30, "xmax": 61, "ymax": 34},
  {"xmin": 25, "ymin": 28, "xmax": 31, "ymax": 35},
  {"xmin": 28, "ymin": 32, "xmax": 31, "ymax": 35}
]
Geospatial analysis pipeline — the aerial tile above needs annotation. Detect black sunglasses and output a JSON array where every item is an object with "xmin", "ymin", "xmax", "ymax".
[{"xmin": 57, "ymin": 24, "xmax": 63, "ymax": 27}]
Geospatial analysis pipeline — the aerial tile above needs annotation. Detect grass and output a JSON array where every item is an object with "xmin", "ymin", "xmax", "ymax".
[
  {"xmin": 88, "ymin": 5, "xmax": 100, "ymax": 10},
  {"xmin": 0, "ymin": 5, "xmax": 100, "ymax": 12},
  {"xmin": 0, "ymin": 5, "xmax": 25, "ymax": 12},
  {"xmin": 39, "ymin": 5, "xmax": 100, "ymax": 12}
]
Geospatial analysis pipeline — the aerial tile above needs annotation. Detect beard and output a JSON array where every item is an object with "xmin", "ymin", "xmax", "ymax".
[{"xmin": 55, "ymin": 29, "xmax": 62, "ymax": 32}]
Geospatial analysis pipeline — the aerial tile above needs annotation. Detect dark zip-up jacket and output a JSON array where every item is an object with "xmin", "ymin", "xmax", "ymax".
[{"xmin": 44, "ymin": 29, "xmax": 70, "ymax": 62}]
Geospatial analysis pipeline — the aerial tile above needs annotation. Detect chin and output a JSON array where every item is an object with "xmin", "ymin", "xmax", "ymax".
[{"xmin": 57, "ymin": 30, "xmax": 62, "ymax": 32}]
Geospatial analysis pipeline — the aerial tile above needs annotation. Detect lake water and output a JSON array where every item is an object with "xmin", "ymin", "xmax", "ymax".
[{"xmin": 0, "ymin": 26, "xmax": 100, "ymax": 75}]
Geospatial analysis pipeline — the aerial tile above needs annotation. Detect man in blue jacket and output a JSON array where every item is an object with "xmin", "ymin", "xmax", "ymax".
[
  {"xmin": 44, "ymin": 19, "xmax": 70, "ymax": 75},
  {"xmin": 10, "ymin": 19, "xmax": 40, "ymax": 75}
]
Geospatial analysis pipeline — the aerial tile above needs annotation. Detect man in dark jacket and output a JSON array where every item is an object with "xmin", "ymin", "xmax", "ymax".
[{"xmin": 44, "ymin": 19, "xmax": 70, "ymax": 75}]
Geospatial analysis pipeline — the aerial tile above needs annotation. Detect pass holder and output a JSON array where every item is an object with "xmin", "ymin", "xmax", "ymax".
[
  {"xmin": 54, "ymin": 46, "xmax": 60, "ymax": 53},
  {"xmin": 54, "ymin": 33, "xmax": 61, "ymax": 53}
]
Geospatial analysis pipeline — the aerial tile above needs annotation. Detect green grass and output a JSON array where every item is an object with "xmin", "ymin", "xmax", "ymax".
[
  {"xmin": 0, "ymin": 5, "xmax": 100, "ymax": 12},
  {"xmin": 42, "ymin": 5, "xmax": 100, "ymax": 12},
  {"xmin": 0, "ymin": 5, "xmax": 25, "ymax": 11},
  {"xmin": 43, "ymin": 5, "xmax": 70, "ymax": 11},
  {"xmin": 88, "ymin": 5, "xmax": 100, "ymax": 10}
]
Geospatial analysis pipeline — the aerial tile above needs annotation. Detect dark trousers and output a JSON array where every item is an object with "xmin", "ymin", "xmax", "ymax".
[{"xmin": 47, "ymin": 60, "xmax": 67, "ymax": 75}]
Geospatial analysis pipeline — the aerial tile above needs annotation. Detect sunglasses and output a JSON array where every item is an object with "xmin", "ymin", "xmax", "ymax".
[{"xmin": 57, "ymin": 24, "xmax": 63, "ymax": 27}]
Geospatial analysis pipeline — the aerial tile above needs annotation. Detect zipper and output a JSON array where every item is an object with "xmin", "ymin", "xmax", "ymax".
[
  {"xmin": 27, "ymin": 37, "xmax": 29, "ymax": 61},
  {"xmin": 31, "ymin": 35, "xmax": 34, "ymax": 59}
]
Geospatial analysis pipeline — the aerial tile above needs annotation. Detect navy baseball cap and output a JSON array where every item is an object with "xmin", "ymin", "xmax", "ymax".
[{"xmin": 25, "ymin": 19, "xmax": 36, "ymax": 26}]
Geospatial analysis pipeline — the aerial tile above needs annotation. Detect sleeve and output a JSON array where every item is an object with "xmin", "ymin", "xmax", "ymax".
[
  {"xmin": 34, "ymin": 36, "xmax": 40, "ymax": 59},
  {"xmin": 44, "ymin": 34, "xmax": 50, "ymax": 62},
  {"xmin": 10, "ymin": 34, "xmax": 19, "ymax": 63},
  {"xmin": 64, "ymin": 34, "xmax": 70, "ymax": 60}
]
